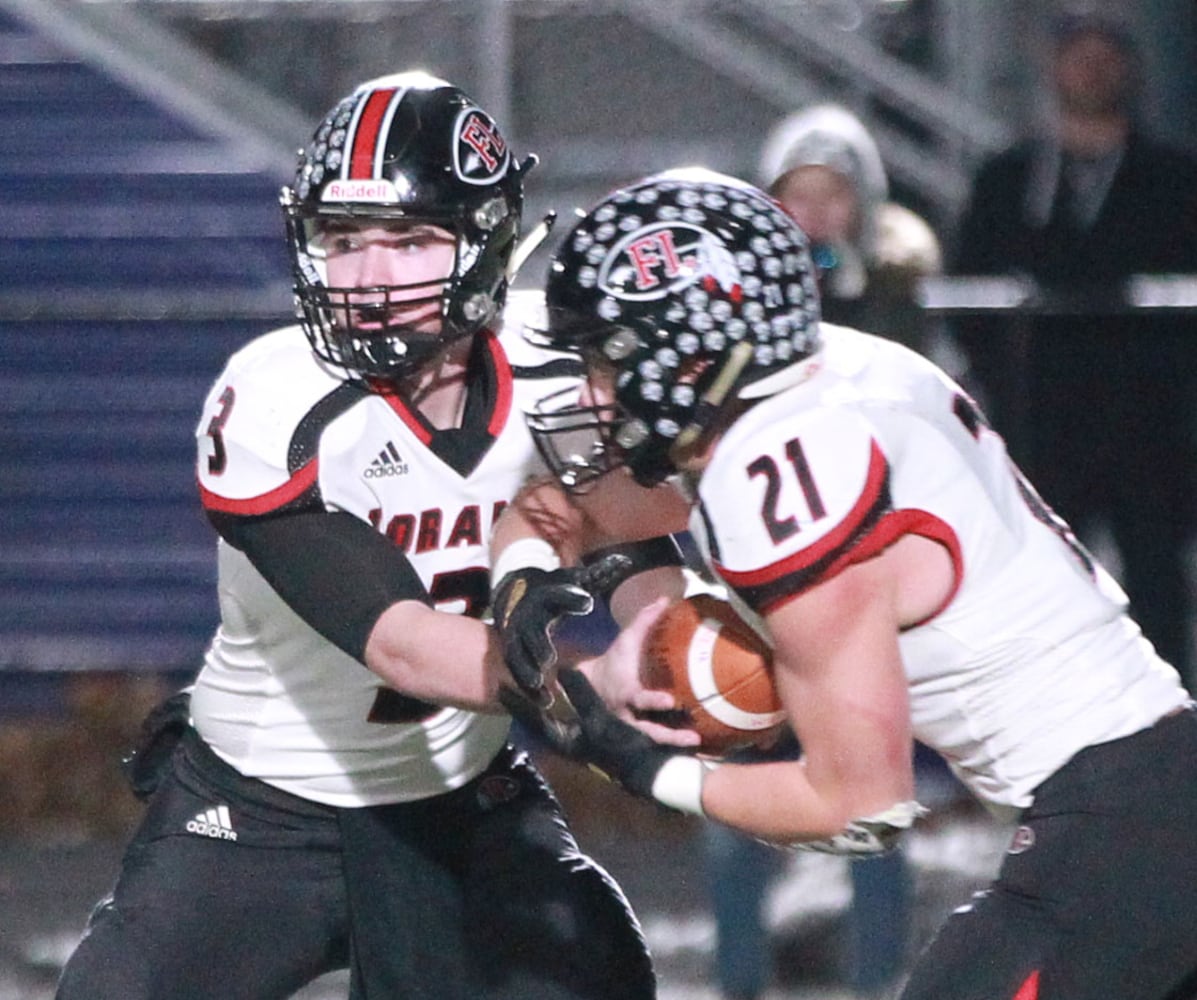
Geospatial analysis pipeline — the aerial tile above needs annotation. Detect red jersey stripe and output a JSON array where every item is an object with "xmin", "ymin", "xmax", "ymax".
[
  {"xmin": 755, "ymin": 508, "xmax": 962, "ymax": 617},
  {"xmin": 381, "ymin": 392, "xmax": 433, "ymax": 445},
  {"xmin": 1012, "ymin": 970, "xmax": 1040, "ymax": 1000},
  {"xmin": 198, "ymin": 459, "xmax": 319, "ymax": 516},
  {"xmin": 485, "ymin": 331, "xmax": 513, "ymax": 436}
]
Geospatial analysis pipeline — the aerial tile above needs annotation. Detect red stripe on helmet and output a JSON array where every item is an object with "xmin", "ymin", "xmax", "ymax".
[{"xmin": 349, "ymin": 88, "xmax": 398, "ymax": 179}]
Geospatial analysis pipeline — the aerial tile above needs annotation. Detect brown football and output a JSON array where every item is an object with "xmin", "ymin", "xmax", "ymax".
[{"xmin": 644, "ymin": 594, "xmax": 786, "ymax": 756}]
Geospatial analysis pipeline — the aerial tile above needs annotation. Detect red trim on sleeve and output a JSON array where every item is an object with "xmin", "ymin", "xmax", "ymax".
[
  {"xmin": 828, "ymin": 508, "xmax": 963, "ymax": 624},
  {"xmin": 716, "ymin": 441, "xmax": 889, "ymax": 589},
  {"xmin": 198, "ymin": 459, "xmax": 319, "ymax": 516},
  {"xmin": 753, "ymin": 508, "xmax": 963, "ymax": 617},
  {"xmin": 484, "ymin": 331, "xmax": 513, "ymax": 436},
  {"xmin": 1012, "ymin": 971, "xmax": 1040, "ymax": 1000},
  {"xmin": 349, "ymin": 88, "xmax": 397, "ymax": 179},
  {"xmin": 894, "ymin": 511, "xmax": 963, "ymax": 625}
]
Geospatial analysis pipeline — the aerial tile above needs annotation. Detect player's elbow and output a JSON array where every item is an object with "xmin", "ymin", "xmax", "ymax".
[
  {"xmin": 364, "ymin": 602, "xmax": 503, "ymax": 709},
  {"xmin": 363, "ymin": 602, "xmax": 438, "ymax": 691}
]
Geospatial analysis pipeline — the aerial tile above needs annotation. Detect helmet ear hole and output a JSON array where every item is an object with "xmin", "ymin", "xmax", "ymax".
[{"xmin": 282, "ymin": 72, "xmax": 528, "ymax": 381}]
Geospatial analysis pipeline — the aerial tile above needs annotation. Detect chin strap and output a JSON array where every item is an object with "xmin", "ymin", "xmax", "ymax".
[
  {"xmin": 670, "ymin": 340, "xmax": 755, "ymax": 457},
  {"xmin": 506, "ymin": 210, "xmax": 557, "ymax": 283}
]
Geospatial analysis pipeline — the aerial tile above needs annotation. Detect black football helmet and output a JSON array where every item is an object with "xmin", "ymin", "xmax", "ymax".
[
  {"xmin": 527, "ymin": 168, "xmax": 822, "ymax": 491},
  {"xmin": 281, "ymin": 71, "xmax": 533, "ymax": 380}
]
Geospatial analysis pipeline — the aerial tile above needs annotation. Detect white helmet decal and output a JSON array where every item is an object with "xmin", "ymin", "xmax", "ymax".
[{"xmin": 598, "ymin": 223, "xmax": 743, "ymax": 301}]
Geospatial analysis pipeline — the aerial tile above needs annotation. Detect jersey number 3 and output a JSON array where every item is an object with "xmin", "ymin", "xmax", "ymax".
[{"xmin": 204, "ymin": 386, "xmax": 236, "ymax": 475}]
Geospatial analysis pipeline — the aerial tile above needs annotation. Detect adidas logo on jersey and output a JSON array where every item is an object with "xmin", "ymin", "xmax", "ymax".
[
  {"xmin": 186, "ymin": 804, "xmax": 238, "ymax": 841},
  {"xmin": 364, "ymin": 441, "xmax": 409, "ymax": 479}
]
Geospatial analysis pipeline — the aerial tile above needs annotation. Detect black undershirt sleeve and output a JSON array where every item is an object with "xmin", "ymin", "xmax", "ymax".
[{"xmin": 209, "ymin": 509, "xmax": 431, "ymax": 664}]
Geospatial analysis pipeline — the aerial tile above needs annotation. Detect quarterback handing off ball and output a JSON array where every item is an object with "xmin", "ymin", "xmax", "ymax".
[{"xmin": 645, "ymin": 595, "xmax": 787, "ymax": 755}]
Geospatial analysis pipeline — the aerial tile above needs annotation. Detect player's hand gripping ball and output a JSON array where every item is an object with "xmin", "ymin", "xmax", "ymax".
[{"xmin": 644, "ymin": 595, "xmax": 786, "ymax": 755}]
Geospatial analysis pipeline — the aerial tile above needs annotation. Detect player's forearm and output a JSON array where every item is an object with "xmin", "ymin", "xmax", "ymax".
[
  {"xmin": 701, "ymin": 758, "xmax": 916, "ymax": 845},
  {"xmin": 491, "ymin": 473, "xmax": 691, "ymax": 572},
  {"xmin": 364, "ymin": 601, "xmax": 510, "ymax": 712},
  {"xmin": 607, "ymin": 565, "xmax": 686, "ymax": 627},
  {"xmin": 578, "ymin": 471, "xmax": 692, "ymax": 549},
  {"xmin": 491, "ymin": 478, "xmax": 586, "ymax": 568}
]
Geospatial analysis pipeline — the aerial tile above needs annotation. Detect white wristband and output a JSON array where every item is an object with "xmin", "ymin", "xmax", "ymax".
[
  {"xmin": 649, "ymin": 756, "xmax": 714, "ymax": 816},
  {"xmin": 491, "ymin": 537, "xmax": 561, "ymax": 592}
]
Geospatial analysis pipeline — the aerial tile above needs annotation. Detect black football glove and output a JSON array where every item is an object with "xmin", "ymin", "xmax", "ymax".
[
  {"xmin": 492, "ymin": 552, "xmax": 636, "ymax": 705},
  {"xmin": 499, "ymin": 684, "xmax": 587, "ymax": 757},
  {"xmin": 553, "ymin": 668, "xmax": 684, "ymax": 800}
]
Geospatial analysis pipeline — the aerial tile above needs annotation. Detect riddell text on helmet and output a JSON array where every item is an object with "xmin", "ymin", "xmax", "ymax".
[{"xmin": 321, "ymin": 179, "xmax": 399, "ymax": 203}]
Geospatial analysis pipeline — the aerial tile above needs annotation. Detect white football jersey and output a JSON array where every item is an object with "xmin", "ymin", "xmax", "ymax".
[
  {"xmin": 191, "ymin": 291, "xmax": 575, "ymax": 807},
  {"xmin": 692, "ymin": 323, "xmax": 1188, "ymax": 812}
]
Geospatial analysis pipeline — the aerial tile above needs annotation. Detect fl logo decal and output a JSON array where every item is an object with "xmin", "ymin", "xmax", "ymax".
[
  {"xmin": 598, "ymin": 222, "xmax": 741, "ymax": 302},
  {"xmin": 454, "ymin": 108, "xmax": 509, "ymax": 184}
]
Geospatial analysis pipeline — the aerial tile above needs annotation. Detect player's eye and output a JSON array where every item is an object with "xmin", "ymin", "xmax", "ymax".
[
  {"xmin": 310, "ymin": 229, "xmax": 362, "ymax": 257},
  {"xmin": 386, "ymin": 230, "xmax": 455, "ymax": 255},
  {"xmin": 385, "ymin": 237, "xmax": 428, "ymax": 254}
]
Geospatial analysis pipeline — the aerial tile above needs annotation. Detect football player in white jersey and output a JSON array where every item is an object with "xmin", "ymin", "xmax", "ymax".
[
  {"xmin": 492, "ymin": 169, "xmax": 1197, "ymax": 1000},
  {"xmin": 55, "ymin": 73, "xmax": 660, "ymax": 1000}
]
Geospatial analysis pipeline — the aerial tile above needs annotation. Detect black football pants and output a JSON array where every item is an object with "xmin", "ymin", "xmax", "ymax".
[
  {"xmin": 55, "ymin": 729, "xmax": 656, "ymax": 1000},
  {"xmin": 901, "ymin": 707, "xmax": 1197, "ymax": 1000}
]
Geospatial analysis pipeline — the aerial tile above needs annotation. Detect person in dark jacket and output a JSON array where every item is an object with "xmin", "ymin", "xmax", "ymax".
[{"xmin": 951, "ymin": 11, "xmax": 1197, "ymax": 691}]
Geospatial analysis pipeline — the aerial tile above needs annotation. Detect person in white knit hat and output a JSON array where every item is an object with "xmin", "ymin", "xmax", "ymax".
[{"xmin": 760, "ymin": 103, "xmax": 942, "ymax": 358}]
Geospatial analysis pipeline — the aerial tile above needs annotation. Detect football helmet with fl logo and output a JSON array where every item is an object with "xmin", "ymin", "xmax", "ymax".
[{"xmin": 527, "ymin": 168, "xmax": 823, "ymax": 491}]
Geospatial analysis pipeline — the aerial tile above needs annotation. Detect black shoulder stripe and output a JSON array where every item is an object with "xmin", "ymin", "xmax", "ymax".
[
  {"xmin": 288, "ymin": 382, "xmax": 371, "ymax": 473},
  {"xmin": 220, "ymin": 510, "xmax": 431, "ymax": 663},
  {"xmin": 510, "ymin": 358, "xmax": 585, "ymax": 380}
]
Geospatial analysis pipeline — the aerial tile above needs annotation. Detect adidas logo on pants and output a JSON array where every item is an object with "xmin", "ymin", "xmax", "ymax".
[{"xmin": 186, "ymin": 804, "xmax": 238, "ymax": 841}]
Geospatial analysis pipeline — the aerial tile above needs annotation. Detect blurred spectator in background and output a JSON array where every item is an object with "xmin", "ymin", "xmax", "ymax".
[
  {"xmin": 950, "ymin": 10, "xmax": 1197, "ymax": 692},
  {"xmin": 759, "ymin": 103, "xmax": 943, "ymax": 357},
  {"xmin": 697, "ymin": 103, "xmax": 947, "ymax": 1000}
]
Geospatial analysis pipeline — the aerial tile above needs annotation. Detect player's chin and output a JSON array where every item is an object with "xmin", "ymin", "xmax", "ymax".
[{"xmin": 394, "ymin": 309, "xmax": 443, "ymax": 332}]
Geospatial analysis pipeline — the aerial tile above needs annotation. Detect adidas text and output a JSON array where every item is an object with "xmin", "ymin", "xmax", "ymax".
[
  {"xmin": 364, "ymin": 441, "xmax": 409, "ymax": 479},
  {"xmin": 364, "ymin": 463, "xmax": 409, "ymax": 478},
  {"xmin": 186, "ymin": 805, "xmax": 238, "ymax": 841}
]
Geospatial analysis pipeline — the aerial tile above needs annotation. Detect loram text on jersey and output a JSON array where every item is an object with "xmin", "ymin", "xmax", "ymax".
[{"xmin": 368, "ymin": 500, "xmax": 509, "ymax": 555}]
